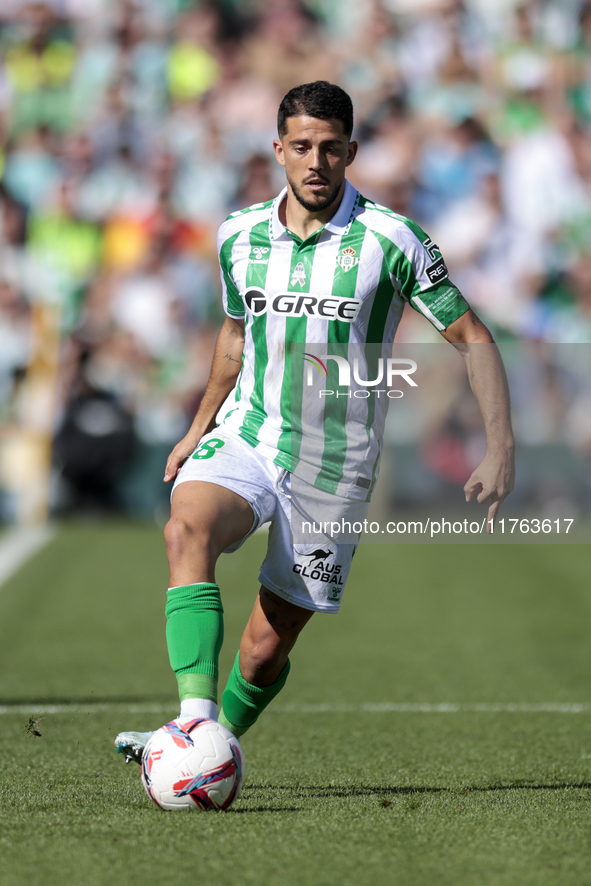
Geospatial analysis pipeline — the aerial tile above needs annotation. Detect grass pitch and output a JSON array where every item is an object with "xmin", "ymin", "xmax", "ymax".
[{"xmin": 0, "ymin": 522, "xmax": 590, "ymax": 886}]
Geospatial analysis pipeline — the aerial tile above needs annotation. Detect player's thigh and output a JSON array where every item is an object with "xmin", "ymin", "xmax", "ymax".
[
  {"xmin": 167, "ymin": 480, "xmax": 255, "ymax": 560},
  {"xmin": 258, "ymin": 472, "xmax": 361, "ymax": 613},
  {"xmin": 259, "ymin": 502, "xmax": 356, "ymax": 613},
  {"xmin": 169, "ymin": 428, "xmax": 277, "ymax": 554}
]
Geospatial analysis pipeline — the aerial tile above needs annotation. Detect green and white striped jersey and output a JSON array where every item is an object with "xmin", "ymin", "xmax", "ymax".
[{"xmin": 216, "ymin": 181, "xmax": 469, "ymax": 501}]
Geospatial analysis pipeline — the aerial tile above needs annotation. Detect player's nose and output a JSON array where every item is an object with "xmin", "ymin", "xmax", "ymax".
[{"xmin": 308, "ymin": 147, "xmax": 324, "ymax": 169}]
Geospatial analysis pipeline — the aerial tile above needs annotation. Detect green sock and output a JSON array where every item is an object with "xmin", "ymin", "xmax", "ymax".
[
  {"xmin": 165, "ymin": 583, "xmax": 224, "ymax": 704},
  {"xmin": 219, "ymin": 652, "xmax": 290, "ymax": 737}
]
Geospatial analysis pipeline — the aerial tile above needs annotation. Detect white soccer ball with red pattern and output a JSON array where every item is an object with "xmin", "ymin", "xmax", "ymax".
[{"xmin": 141, "ymin": 718, "xmax": 244, "ymax": 811}]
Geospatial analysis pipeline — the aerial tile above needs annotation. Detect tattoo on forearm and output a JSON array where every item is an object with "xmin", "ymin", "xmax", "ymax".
[{"xmin": 223, "ymin": 353, "xmax": 241, "ymax": 364}]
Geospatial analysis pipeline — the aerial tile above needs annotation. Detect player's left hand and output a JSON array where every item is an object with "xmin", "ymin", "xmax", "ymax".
[{"xmin": 464, "ymin": 447, "xmax": 515, "ymax": 533}]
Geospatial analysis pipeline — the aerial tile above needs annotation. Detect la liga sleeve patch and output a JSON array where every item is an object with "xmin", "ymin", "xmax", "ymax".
[{"xmin": 410, "ymin": 282, "xmax": 470, "ymax": 330}]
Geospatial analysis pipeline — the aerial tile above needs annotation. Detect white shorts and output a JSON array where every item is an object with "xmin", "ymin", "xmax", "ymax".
[{"xmin": 172, "ymin": 428, "xmax": 358, "ymax": 613}]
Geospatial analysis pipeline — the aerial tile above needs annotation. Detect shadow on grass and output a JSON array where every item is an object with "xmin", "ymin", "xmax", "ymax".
[
  {"xmin": 229, "ymin": 806, "xmax": 302, "ymax": 814},
  {"xmin": 241, "ymin": 782, "xmax": 591, "ymax": 800}
]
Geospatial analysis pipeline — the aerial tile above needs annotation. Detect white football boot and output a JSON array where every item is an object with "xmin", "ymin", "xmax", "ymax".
[{"xmin": 115, "ymin": 730, "xmax": 155, "ymax": 765}]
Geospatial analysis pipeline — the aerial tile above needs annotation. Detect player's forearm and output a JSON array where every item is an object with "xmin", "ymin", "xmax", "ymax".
[
  {"xmin": 443, "ymin": 309, "xmax": 514, "ymax": 453},
  {"xmin": 187, "ymin": 317, "xmax": 245, "ymax": 439},
  {"xmin": 460, "ymin": 343, "xmax": 515, "ymax": 454}
]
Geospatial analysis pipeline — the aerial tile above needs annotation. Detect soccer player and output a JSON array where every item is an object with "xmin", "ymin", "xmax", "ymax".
[{"xmin": 115, "ymin": 81, "xmax": 514, "ymax": 762}]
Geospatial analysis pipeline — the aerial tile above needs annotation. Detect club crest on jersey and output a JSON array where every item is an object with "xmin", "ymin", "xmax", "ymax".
[
  {"xmin": 291, "ymin": 262, "xmax": 306, "ymax": 288},
  {"xmin": 250, "ymin": 246, "xmax": 269, "ymax": 264},
  {"xmin": 336, "ymin": 247, "xmax": 360, "ymax": 272}
]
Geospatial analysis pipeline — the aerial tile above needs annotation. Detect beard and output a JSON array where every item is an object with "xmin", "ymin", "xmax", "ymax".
[{"xmin": 287, "ymin": 174, "xmax": 343, "ymax": 213}]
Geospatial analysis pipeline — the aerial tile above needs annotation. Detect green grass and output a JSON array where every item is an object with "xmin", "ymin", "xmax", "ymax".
[{"xmin": 1, "ymin": 523, "xmax": 590, "ymax": 886}]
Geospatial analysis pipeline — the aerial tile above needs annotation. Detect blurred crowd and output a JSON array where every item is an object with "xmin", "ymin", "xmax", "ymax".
[{"xmin": 1, "ymin": 0, "xmax": 591, "ymax": 517}]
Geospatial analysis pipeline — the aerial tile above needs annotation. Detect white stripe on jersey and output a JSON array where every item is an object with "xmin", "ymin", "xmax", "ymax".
[
  {"xmin": 337, "ymin": 228, "xmax": 392, "ymax": 493},
  {"xmin": 296, "ymin": 228, "xmax": 345, "ymax": 486}
]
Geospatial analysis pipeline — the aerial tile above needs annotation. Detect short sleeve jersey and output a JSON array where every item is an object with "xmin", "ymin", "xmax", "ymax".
[{"xmin": 216, "ymin": 181, "xmax": 469, "ymax": 500}]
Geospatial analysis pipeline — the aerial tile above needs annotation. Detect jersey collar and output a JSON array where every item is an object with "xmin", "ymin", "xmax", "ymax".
[{"xmin": 270, "ymin": 180, "xmax": 359, "ymax": 241}]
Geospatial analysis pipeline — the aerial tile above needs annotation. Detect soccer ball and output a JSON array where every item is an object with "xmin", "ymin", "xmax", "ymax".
[{"xmin": 141, "ymin": 718, "xmax": 244, "ymax": 811}]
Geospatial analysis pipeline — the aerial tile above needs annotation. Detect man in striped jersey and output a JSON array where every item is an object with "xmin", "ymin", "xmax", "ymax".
[{"xmin": 115, "ymin": 81, "xmax": 514, "ymax": 761}]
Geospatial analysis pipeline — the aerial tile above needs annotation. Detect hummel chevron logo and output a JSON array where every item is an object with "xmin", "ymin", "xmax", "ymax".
[{"xmin": 250, "ymin": 246, "xmax": 269, "ymax": 265}]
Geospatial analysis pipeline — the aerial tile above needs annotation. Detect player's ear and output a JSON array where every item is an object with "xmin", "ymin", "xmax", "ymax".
[
  {"xmin": 273, "ymin": 138, "xmax": 286, "ymax": 167},
  {"xmin": 346, "ymin": 140, "xmax": 358, "ymax": 167}
]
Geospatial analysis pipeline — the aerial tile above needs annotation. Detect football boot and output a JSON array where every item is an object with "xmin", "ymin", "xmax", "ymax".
[{"xmin": 115, "ymin": 730, "xmax": 155, "ymax": 765}]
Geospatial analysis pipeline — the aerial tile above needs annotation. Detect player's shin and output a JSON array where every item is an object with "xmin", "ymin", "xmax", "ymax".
[
  {"xmin": 219, "ymin": 651, "xmax": 290, "ymax": 737},
  {"xmin": 165, "ymin": 582, "xmax": 224, "ymax": 721}
]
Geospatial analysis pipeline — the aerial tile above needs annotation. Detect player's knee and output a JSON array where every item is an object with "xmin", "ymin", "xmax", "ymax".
[{"xmin": 164, "ymin": 512, "xmax": 215, "ymax": 562}]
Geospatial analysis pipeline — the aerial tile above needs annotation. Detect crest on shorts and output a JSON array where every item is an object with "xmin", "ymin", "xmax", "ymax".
[
  {"xmin": 291, "ymin": 261, "xmax": 306, "ymax": 288},
  {"xmin": 336, "ymin": 247, "xmax": 360, "ymax": 272}
]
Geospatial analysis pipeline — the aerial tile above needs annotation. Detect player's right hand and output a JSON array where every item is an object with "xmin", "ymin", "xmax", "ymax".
[
  {"xmin": 463, "ymin": 446, "xmax": 515, "ymax": 533},
  {"xmin": 163, "ymin": 434, "xmax": 201, "ymax": 482}
]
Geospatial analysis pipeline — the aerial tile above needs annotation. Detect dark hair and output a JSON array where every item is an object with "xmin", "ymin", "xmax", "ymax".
[{"xmin": 277, "ymin": 81, "xmax": 354, "ymax": 139}]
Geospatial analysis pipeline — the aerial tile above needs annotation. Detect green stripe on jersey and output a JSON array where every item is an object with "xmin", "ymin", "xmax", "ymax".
[
  {"xmin": 220, "ymin": 231, "xmax": 244, "ymax": 317},
  {"xmin": 238, "ymin": 222, "xmax": 271, "ymax": 446},
  {"xmin": 368, "ymin": 225, "xmax": 419, "ymax": 301},
  {"xmin": 366, "ymin": 254, "xmax": 396, "ymax": 345},
  {"xmin": 364, "ymin": 256, "xmax": 397, "ymax": 499},
  {"xmin": 276, "ymin": 232, "xmax": 320, "ymax": 470}
]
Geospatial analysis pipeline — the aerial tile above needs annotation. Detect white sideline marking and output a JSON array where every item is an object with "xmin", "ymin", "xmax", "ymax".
[
  {"xmin": 277, "ymin": 703, "xmax": 591, "ymax": 714},
  {"xmin": 0, "ymin": 525, "xmax": 55, "ymax": 587},
  {"xmin": 0, "ymin": 703, "xmax": 176, "ymax": 715},
  {"xmin": 1, "ymin": 702, "xmax": 590, "ymax": 715}
]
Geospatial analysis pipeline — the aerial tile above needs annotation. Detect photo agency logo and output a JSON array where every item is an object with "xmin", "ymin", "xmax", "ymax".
[{"xmin": 303, "ymin": 353, "xmax": 418, "ymax": 399}]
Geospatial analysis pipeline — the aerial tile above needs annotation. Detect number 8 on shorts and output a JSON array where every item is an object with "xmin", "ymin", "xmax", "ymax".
[{"xmin": 192, "ymin": 438, "xmax": 226, "ymax": 460}]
